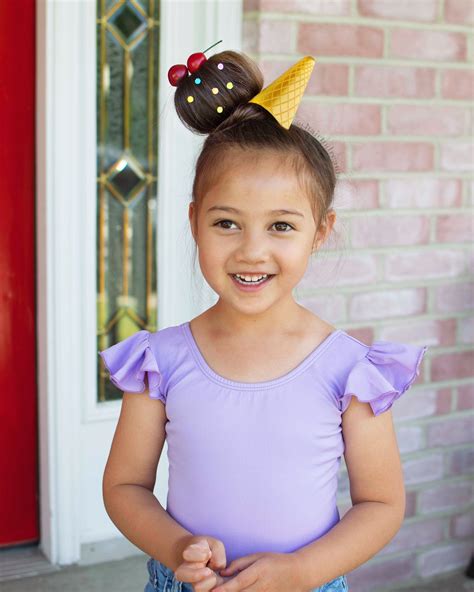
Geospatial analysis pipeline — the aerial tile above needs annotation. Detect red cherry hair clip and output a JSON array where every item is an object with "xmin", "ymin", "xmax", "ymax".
[{"xmin": 168, "ymin": 40, "xmax": 223, "ymax": 87}]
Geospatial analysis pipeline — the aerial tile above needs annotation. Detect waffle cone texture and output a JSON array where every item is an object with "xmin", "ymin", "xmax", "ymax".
[{"xmin": 249, "ymin": 56, "xmax": 316, "ymax": 129}]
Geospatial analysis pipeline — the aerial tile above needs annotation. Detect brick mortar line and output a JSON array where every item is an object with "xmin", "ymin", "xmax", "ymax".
[
  {"xmin": 463, "ymin": 179, "xmax": 471, "ymax": 207},
  {"xmin": 336, "ymin": 209, "xmax": 473, "ymax": 216},
  {"xmin": 336, "ymin": 312, "xmax": 474, "ymax": 327},
  {"xmin": 414, "ymin": 544, "xmax": 473, "ymax": 578},
  {"xmin": 402, "ymin": 430, "xmax": 471, "ymax": 448},
  {"xmin": 381, "ymin": 102, "xmax": 387, "ymax": 135},
  {"xmin": 345, "ymin": 473, "xmax": 474, "ymax": 491},
  {"xmin": 349, "ymin": 518, "xmax": 470, "ymax": 550},
  {"xmin": 315, "ymin": 133, "xmax": 474, "ymax": 139},
  {"xmin": 338, "ymin": 477, "xmax": 474, "ymax": 500},
  {"xmin": 375, "ymin": 251, "xmax": 383, "ymax": 283},
  {"xmin": 423, "ymin": 284, "xmax": 434, "ymax": 316},
  {"xmin": 438, "ymin": 0, "xmax": 445, "ymax": 23},
  {"xmin": 303, "ymin": 96, "xmax": 473, "ymax": 106},
  {"xmin": 298, "ymin": 278, "xmax": 473, "ymax": 292},
  {"xmin": 393, "ymin": 542, "xmax": 472, "ymax": 581},
  {"xmin": 429, "ymin": 212, "xmax": 436, "ymax": 243},
  {"xmin": 397, "ymin": 512, "xmax": 474, "ymax": 527},
  {"xmin": 348, "ymin": 62, "xmax": 355, "ymax": 96},
  {"xmin": 433, "ymin": 139, "xmax": 441, "ymax": 179},
  {"xmin": 298, "ymin": 270, "xmax": 473, "ymax": 278},
  {"xmin": 290, "ymin": 18, "xmax": 297, "ymax": 54},
  {"xmin": 465, "ymin": 108, "xmax": 473, "ymax": 135},
  {"xmin": 336, "ymin": 172, "xmax": 474, "ymax": 179},
  {"xmin": 338, "ymin": 455, "xmax": 474, "ymax": 474},
  {"xmin": 255, "ymin": 12, "xmax": 474, "ymax": 34},
  {"xmin": 396, "ymin": 411, "xmax": 474, "ymax": 431},
  {"xmin": 306, "ymin": 252, "xmax": 471, "ymax": 262},
  {"xmin": 379, "ymin": 175, "xmax": 386, "ymax": 208},
  {"xmin": 384, "ymin": 17, "xmax": 391, "ymax": 59},
  {"xmin": 435, "ymin": 66, "xmax": 442, "ymax": 99},
  {"xmin": 316, "ymin": 135, "xmax": 472, "ymax": 143},
  {"xmin": 350, "ymin": 0, "xmax": 357, "ymax": 19},
  {"xmin": 425, "ymin": 341, "xmax": 474, "ymax": 352},
  {"xmin": 341, "ymin": 454, "xmax": 474, "ymax": 468},
  {"xmin": 258, "ymin": 54, "xmax": 473, "ymax": 69},
  {"xmin": 452, "ymin": 386, "xmax": 459, "ymax": 412}
]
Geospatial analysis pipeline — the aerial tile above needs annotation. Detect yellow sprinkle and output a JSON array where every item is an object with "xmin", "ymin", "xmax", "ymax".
[
  {"xmin": 226, "ymin": 82, "xmax": 233, "ymax": 89},
  {"xmin": 216, "ymin": 106, "xmax": 223, "ymax": 113},
  {"xmin": 187, "ymin": 96, "xmax": 194, "ymax": 103},
  {"xmin": 212, "ymin": 87, "xmax": 219, "ymax": 95}
]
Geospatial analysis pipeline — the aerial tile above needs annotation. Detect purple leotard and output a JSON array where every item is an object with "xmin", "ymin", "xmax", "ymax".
[{"xmin": 99, "ymin": 322, "xmax": 428, "ymax": 564}]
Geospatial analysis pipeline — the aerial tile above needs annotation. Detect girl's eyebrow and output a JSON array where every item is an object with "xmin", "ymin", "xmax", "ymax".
[{"xmin": 206, "ymin": 205, "xmax": 304, "ymax": 218}]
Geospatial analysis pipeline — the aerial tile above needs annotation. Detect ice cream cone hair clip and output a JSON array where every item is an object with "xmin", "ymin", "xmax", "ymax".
[
  {"xmin": 249, "ymin": 56, "xmax": 316, "ymax": 129},
  {"xmin": 168, "ymin": 48, "xmax": 316, "ymax": 130}
]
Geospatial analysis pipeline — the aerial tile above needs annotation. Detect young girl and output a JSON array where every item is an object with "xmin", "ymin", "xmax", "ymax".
[{"xmin": 100, "ymin": 49, "xmax": 428, "ymax": 592}]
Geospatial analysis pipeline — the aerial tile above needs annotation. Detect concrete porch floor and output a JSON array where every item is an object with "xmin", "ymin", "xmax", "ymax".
[{"xmin": 1, "ymin": 548, "xmax": 473, "ymax": 592}]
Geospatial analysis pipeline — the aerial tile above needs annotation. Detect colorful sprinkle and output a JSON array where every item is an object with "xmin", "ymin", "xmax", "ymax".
[
  {"xmin": 217, "ymin": 63, "xmax": 224, "ymax": 70},
  {"xmin": 226, "ymin": 82, "xmax": 233, "ymax": 89},
  {"xmin": 187, "ymin": 96, "xmax": 194, "ymax": 103},
  {"xmin": 217, "ymin": 106, "xmax": 223, "ymax": 113},
  {"xmin": 212, "ymin": 87, "xmax": 219, "ymax": 95},
  {"xmin": 194, "ymin": 78, "xmax": 201, "ymax": 85}
]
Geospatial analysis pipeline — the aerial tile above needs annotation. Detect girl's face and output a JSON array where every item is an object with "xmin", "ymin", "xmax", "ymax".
[{"xmin": 189, "ymin": 150, "xmax": 334, "ymax": 319}]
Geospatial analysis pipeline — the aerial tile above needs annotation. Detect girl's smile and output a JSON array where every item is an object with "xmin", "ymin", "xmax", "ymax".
[{"xmin": 229, "ymin": 273, "xmax": 276, "ymax": 292}]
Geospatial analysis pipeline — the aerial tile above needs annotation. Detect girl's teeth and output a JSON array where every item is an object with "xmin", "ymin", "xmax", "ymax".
[
  {"xmin": 236, "ymin": 274, "xmax": 267, "ymax": 282},
  {"xmin": 233, "ymin": 274, "xmax": 269, "ymax": 284}
]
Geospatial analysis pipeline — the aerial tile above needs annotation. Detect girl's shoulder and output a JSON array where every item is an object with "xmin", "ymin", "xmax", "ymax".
[
  {"xmin": 98, "ymin": 323, "xmax": 187, "ymax": 403},
  {"xmin": 332, "ymin": 329, "xmax": 429, "ymax": 417}
]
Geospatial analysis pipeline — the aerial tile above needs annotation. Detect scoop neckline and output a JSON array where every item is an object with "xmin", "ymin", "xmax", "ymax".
[{"xmin": 180, "ymin": 321, "xmax": 342, "ymax": 391}]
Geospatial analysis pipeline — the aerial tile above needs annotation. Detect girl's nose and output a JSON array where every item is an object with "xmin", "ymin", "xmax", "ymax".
[{"xmin": 234, "ymin": 232, "xmax": 270, "ymax": 263}]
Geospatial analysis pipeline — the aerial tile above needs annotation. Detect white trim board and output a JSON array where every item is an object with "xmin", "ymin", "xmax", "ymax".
[{"xmin": 36, "ymin": 0, "xmax": 243, "ymax": 567}]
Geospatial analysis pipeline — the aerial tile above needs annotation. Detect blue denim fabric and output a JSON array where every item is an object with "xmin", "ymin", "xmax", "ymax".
[{"xmin": 144, "ymin": 557, "xmax": 349, "ymax": 592}]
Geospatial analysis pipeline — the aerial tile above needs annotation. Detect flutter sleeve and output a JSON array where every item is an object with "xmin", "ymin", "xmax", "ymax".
[
  {"xmin": 98, "ymin": 330, "xmax": 165, "ymax": 403},
  {"xmin": 340, "ymin": 340, "xmax": 428, "ymax": 416}
]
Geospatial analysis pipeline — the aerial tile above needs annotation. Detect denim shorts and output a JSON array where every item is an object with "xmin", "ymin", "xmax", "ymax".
[{"xmin": 144, "ymin": 557, "xmax": 349, "ymax": 592}]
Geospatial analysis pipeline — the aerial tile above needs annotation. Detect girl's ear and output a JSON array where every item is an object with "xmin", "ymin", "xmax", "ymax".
[
  {"xmin": 312, "ymin": 210, "xmax": 337, "ymax": 253},
  {"xmin": 188, "ymin": 201, "xmax": 198, "ymax": 242},
  {"xmin": 311, "ymin": 224, "xmax": 326, "ymax": 253}
]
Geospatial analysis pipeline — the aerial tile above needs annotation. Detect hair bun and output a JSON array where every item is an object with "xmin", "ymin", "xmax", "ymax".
[{"xmin": 173, "ymin": 50, "xmax": 265, "ymax": 135}]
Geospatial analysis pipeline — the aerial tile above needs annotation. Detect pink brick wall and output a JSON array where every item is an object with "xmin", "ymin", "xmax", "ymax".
[{"xmin": 243, "ymin": 1, "xmax": 473, "ymax": 590}]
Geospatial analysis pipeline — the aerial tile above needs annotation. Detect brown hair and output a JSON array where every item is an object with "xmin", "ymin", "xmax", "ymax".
[{"xmin": 173, "ymin": 50, "xmax": 338, "ymax": 263}]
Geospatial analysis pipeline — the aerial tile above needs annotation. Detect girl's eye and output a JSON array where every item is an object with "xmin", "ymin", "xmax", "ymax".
[
  {"xmin": 273, "ymin": 221, "xmax": 294, "ymax": 232},
  {"xmin": 214, "ymin": 219, "xmax": 237, "ymax": 230},
  {"xmin": 213, "ymin": 220, "xmax": 294, "ymax": 232}
]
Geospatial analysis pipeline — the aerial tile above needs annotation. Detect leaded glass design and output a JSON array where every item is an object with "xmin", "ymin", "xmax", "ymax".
[{"xmin": 97, "ymin": 0, "xmax": 159, "ymax": 402}]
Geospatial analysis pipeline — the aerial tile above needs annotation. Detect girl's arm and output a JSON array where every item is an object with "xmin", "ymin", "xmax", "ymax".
[
  {"xmin": 102, "ymin": 391, "xmax": 194, "ymax": 572},
  {"xmin": 292, "ymin": 396, "xmax": 406, "ymax": 589}
]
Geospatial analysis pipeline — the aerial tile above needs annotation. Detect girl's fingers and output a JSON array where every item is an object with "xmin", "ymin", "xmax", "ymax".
[
  {"xmin": 220, "ymin": 554, "xmax": 259, "ymax": 576},
  {"xmin": 183, "ymin": 543, "xmax": 212, "ymax": 562},
  {"xmin": 192, "ymin": 571, "xmax": 218, "ymax": 592},
  {"xmin": 175, "ymin": 563, "xmax": 212, "ymax": 583}
]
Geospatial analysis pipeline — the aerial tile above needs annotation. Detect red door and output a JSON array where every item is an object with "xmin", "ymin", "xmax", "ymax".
[{"xmin": 0, "ymin": 0, "xmax": 39, "ymax": 546}]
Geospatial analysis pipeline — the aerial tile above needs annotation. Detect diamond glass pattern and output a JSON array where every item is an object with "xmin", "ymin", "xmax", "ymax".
[
  {"xmin": 108, "ymin": 157, "xmax": 145, "ymax": 199},
  {"xmin": 109, "ymin": 2, "xmax": 147, "ymax": 45},
  {"xmin": 97, "ymin": 0, "xmax": 159, "ymax": 402}
]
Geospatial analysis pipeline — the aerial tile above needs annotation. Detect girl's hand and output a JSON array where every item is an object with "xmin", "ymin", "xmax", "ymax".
[
  {"xmin": 174, "ymin": 536, "xmax": 233, "ymax": 591},
  {"xmin": 210, "ymin": 551, "xmax": 304, "ymax": 592}
]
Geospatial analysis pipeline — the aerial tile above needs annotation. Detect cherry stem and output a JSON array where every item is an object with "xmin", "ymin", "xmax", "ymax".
[{"xmin": 203, "ymin": 39, "xmax": 223, "ymax": 54}]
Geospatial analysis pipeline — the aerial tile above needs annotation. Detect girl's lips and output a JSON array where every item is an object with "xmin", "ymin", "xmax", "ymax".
[{"xmin": 229, "ymin": 274, "xmax": 275, "ymax": 292}]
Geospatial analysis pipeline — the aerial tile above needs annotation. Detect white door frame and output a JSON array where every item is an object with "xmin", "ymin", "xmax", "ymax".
[{"xmin": 36, "ymin": 0, "xmax": 242, "ymax": 566}]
